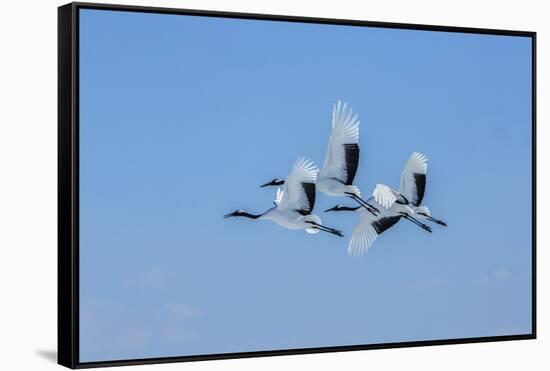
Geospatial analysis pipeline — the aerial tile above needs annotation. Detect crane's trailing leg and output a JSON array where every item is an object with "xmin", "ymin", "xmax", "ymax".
[
  {"xmin": 305, "ymin": 221, "xmax": 344, "ymax": 237},
  {"xmin": 426, "ymin": 215, "xmax": 447, "ymax": 226},
  {"xmin": 345, "ymin": 192, "xmax": 379, "ymax": 215},
  {"xmin": 401, "ymin": 214, "xmax": 432, "ymax": 232}
]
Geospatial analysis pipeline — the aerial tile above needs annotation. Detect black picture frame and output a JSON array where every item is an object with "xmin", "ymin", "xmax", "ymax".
[{"xmin": 58, "ymin": 2, "xmax": 537, "ymax": 368}]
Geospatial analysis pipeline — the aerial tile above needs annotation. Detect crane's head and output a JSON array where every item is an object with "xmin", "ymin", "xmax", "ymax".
[
  {"xmin": 324, "ymin": 204, "xmax": 360, "ymax": 213},
  {"xmin": 223, "ymin": 209, "xmax": 246, "ymax": 218},
  {"xmin": 223, "ymin": 209, "xmax": 261, "ymax": 219},
  {"xmin": 260, "ymin": 178, "xmax": 285, "ymax": 188}
]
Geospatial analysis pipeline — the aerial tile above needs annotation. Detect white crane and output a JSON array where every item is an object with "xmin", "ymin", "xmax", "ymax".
[
  {"xmin": 261, "ymin": 101, "xmax": 379, "ymax": 215},
  {"xmin": 225, "ymin": 158, "xmax": 343, "ymax": 237},
  {"xmin": 325, "ymin": 198, "xmax": 431, "ymax": 257},
  {"xmin": 373, "ymin": 152, "xmax": 447, "ymax": 226}
]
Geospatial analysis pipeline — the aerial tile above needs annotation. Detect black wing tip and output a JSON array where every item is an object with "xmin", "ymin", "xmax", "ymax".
[
  {"xmin": 301, "ymin": 182, "xmax": 316, "ymax": 212},
  {"xmin": 343, "ymin": 143, "xmax": 360, "ymax": 185},
  {"xmin": 371, "ymin": 216, "xmax": 402, "ymax": 235},
  {"xmin": 413, "ymin": 173, "xmax": 426, "ymax": 206}
]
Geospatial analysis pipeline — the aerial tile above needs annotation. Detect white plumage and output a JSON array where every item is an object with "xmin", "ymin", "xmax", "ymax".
[
  {"xmin": 326, "ymin": 152, "xmax": 438, "ymax": 257},
  {"xmin": 371, "ymin": 152, "xmax": 446, "ymax": 226},
  {"xmin": 276, "ymin": 157, "xmax": 317, "ymax": 213},
  {"xmin": 399, "ymin": 152, "xmax": 428, "ymax": 207},
  {"xmin": 347, "ymin": 202, "xmax": 414, "ymax": 257},
  {"xmin": 225, "ymin": 158, "xmax": 343, "ymax": 237},
  {"xmin": 260, "ymin": 102, "xmax": 377, "ymax": 214},
  {"xmin": 325, "ymin": 197, "xmax": 431, "ymax": 257},
  {"xmin": 373, "ymin": 152, "xmax": 428, "ymax": 209},
  {"xmin": 227, "ymin": 101, "xmax": 446, "ymax": 253},
  {"xmin": 318, "ymin": 101, "xmax": 360, "ymax": 194},
  {"xmin": 372, "ymin": 184, "xmax": 398, "ymax": 209},
  {"xmin": 316, "ymin": 101, "xmax": 379, "ymax": 214}
]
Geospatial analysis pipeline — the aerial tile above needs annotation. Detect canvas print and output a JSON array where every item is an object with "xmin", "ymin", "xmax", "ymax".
[{"xmin": 76, "ymin": 7, "xmax": 533, "ymax": 364}]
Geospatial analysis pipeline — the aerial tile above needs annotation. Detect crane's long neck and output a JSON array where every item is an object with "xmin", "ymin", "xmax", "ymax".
[
  {"xmin": 340, "ymin": 206, "xmax": 361, "ymax": 212},
  {"xmin": 237, "ymin": 212, "xmax": 263, "ymax": 219}
]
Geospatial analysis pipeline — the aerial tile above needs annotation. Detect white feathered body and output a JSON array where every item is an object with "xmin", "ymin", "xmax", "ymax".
[
  {"xmin": 260, "ymin": 207, "xmax": 322, "ymax": 233},
  {"xmin": 317, "ymin": 178, "xmax": 361, "ymax": 198},
  {"xmin": 263, "ymin": 158, "xmax": 322, "ymax": 234}
]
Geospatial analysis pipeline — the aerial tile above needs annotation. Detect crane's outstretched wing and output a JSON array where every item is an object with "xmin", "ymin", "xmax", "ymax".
[
  {"xmin": 373, "ymin": 184, "xmax": 397, "ymax": 209},
  {"xmin": 399, "ymin": 152, "xmax": 428, "ymax": 207},
  {"xmin": 278, "ymin": 157, "xmax": 318, "ymax": 214},
  {"xmin": 348, "ymin": 210, "xmax": 402, "ymax": 257},
  {"xmin": 319, "ymin": 101, "xmax": 360, "ymax": 185}
]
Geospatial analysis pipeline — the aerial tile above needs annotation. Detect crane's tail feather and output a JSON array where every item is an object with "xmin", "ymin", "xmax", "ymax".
[
  {"xmin": 304, "ymin": 214, "xmax": 322, "ymax": 234},
  {"xmin": 304, "ymin": 214, "xmax": 344, "ymax": 237},
  {"xmin": 306, "ymin": 228, "xmax": 321, "ymax": 234},
  {"xmin": 415, "ymin": 205, "xmax": 430, "ymax": 215},
  {"xmin": 346, "ymin": 185, "xmax": 361, "ymax": 198}
]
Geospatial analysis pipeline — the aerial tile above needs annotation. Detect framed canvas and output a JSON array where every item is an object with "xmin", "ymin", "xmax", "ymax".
[{"xmin": 58, "ymin": 2, "xmax": 536, "ymax": 368}]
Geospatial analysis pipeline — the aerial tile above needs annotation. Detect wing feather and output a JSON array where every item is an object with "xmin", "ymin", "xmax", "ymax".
[
  {"xmin": 319, "ymin": 101, "xmax": 360, "ymax": 185},
  {"xmin": 399, "ymin": 152, "xmax": 428, "ymax": 206},
  {"xmin": 347, "ymin": 212, "xmax": 402, "ymax": 257},
  {"xmin": 273, "ymin": 187, "xmax": 284, "ymax": 206},
  {"xmin": 373, "ymin": 184, "xmax": 397, "ymax": 209},
  {"xmin": 278, "ymin": 157, "xmax": 318, "ymax": 212}
]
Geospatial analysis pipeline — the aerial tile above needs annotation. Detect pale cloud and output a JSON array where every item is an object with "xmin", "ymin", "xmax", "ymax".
[
  {"xmin": 166, "ymin": 303, "xmax": 201, "ymax": 320},
  {"xmin": 142, "ymin": 265, "xmax": 164, "ymax": 289},
  {"xmin": 471, "ymin": 267, "xmax": 516, "ymax": 287},
  {"xmin": 160, "ymin": 325, "xmax": 193, "ymax": 344},
  {"xmin": 115, "ymin": 327, "xmax": 152, "ymax": 349},
  {"xmin": 471, "ymin": 274, "xmax": 490, "ymax": 287},
  {"xmin": 80, "ymin": 296, "xmax": 200, "ymax": 361},
  {"xmin": 413, "ymin": 278, "xmax": 448, "ymax": 289},
  {"xmin": 80, "ymin": 296, "xmax": 153, "ymax": 359},
  {"xmin": 492, "ymin": 267, "xmax": 513, "ymax": 281}
]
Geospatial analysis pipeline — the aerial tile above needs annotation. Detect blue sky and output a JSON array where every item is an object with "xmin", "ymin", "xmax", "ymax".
[{"xmin": 78, "ymin": 9, "xmax": 533, "ymax": 362}]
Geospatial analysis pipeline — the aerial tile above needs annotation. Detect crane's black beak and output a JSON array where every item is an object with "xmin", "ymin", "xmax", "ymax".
[
  {"xmin": 434, "ymin": 219, "xmax": 448, "ymax": 226},
  {"xmin": 260, "ymin": 179, "xmax": 285, "ymax": 188}
]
